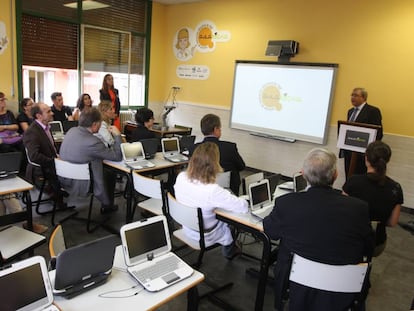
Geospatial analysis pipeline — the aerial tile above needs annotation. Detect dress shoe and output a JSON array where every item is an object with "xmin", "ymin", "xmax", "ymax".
[{"xmin": 100, "ymin": 204, "xmax": 118, "ymax": 214}]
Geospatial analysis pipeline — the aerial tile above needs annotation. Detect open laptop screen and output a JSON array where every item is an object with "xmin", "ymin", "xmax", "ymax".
[
  {"xmin": 251, "ymin": 181, "xmax": 270, "ymax": 206},
  {"xmin": 0, "ymin": 256, "xmax": 53, "ymax": 311},
  {"xmin": 49, "ymin": 121, "xmax": 63, "ymax": 134},
  {"xmin": 125, "ymin": 220, "xmax": 167, "ymax": 259},
  {"xmin": 293, "ymin": 173, "xmax": 307, "ymax": 192},
  {"xmin": 162, "ymin": 138, "xmax": 180, "ymax": 153},
  {"xmin": 121, "ymin": 142, "xmax": 145, "ymax": 162}
]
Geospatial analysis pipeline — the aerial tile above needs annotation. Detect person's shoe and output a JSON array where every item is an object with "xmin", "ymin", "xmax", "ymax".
[
  {"xmin": 59, "ymin": 189, "xmax": 70, "ymax": 198},
  {"xmin": 101, "ymin": 204, "xmax": 118, "ymax": 214},
  {"xmin": 23, "ymin": 222, "xmax": 48, "ymax": 234}
]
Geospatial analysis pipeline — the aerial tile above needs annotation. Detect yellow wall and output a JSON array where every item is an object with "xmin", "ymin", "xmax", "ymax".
[
  {"xmin": 149, "ymin": 0, "xmax": 414, "ymax": 136},
  {"xmin": 0, "ymin": 0, "xmax": 18, "ymax": 111}
]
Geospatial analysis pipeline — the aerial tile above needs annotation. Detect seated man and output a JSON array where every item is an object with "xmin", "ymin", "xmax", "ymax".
[
  {"xmin": 59, "ymin": 108, "xmax": 122, "ymax": 213},
  {"xmin": 23, "ymin": 103, "xmax": 67, "ymax": 206},
  {"xmin": 263, "ymin": 148, "xmax": 373, "ymax": 311},
  {"xmin": 189, "ymin": 114, "xmax": 245, "ymax": 195},
  {"xmin": 50, "ymin": 92, "xmax": 73, "ymax": 122}
]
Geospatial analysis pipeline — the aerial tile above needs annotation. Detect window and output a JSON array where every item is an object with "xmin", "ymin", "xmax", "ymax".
[{"xmin": 19, "ymin": 0, "xmax": 150, "ymax": 108}]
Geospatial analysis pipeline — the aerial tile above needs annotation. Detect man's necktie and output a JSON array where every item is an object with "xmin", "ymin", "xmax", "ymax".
[{"xmin": 349, "ymin": 107, "xmax": 359, "ymax": 122}]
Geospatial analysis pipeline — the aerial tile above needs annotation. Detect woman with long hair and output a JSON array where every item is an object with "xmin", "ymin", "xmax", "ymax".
[
  {"xmin": 73, "ymin": 93, "xmax": 93, "ymax": 121},
  {"xmin": 343, "ymin": 141, "xmax": 403, "ymax": 256},
  {"xmin": 174, "ymin": 142, "xmax": 248, "ymax": 259},
  {"xmin": 99, "ymin": 74, "xmax": 121, "ymax": 130}
]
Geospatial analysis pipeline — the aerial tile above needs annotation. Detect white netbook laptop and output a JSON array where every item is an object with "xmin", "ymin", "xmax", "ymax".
[
  {"xmin": 249, "ymin": 178, "xmax": 274, "ymax": 219},
  {"xmin": 278, "ymin": 172, "xmax": 307, "ymax": 192},
  {"xmin": 161, "ymin": 137, "xmax": 188, "ymax": 163},
  {"xmin": 120, "ymin": 142, "xmax": 155, "ymax": 170},
  {"xmin": 49, "ymin": 121, "xmax": 64, "ymax": 141},
  {"xmin": 120, "ymin": 216, "xmax": 193, "ymax": 292},
  {"xmin": 0, "ymin": 256, "xmax": 59, "ymax": 311}
]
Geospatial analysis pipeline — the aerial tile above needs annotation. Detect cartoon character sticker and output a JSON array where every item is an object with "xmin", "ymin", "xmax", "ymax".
[
  {"xmin": 173, "ymin": 27, "xmax": 195, "ymax": 61},
  {"xmin": 195, "ymin": 21, "xmax": 216, "ymax": 53},
  {"xmin": 0, "ymin": 21, "xmax": 9, "ymax": 55}
]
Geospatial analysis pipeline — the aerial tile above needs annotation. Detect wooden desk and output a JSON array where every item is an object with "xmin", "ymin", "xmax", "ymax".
[
  {"xmin": 215, "ymin": 209, "xmax": 272, "ymax": 311},
  {"xmin": 52, "ymin": 246, "xmax": 204, "ymax": 311},
  {"xmin": 150, "ymin": 126, "xmax": 191, "ymax": 138},
  {"xmin": 104, "ymin": 153, "xmax": 188, "ymax": 223},
  {"xmin": 0, "ymin": 176, "xmax": 34, "ymax": 230}
]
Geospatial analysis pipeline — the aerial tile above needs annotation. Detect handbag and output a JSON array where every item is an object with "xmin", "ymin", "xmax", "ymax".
[{"xmin": 0, "ymin": 130, "xmax": 23, "ymax": 145}]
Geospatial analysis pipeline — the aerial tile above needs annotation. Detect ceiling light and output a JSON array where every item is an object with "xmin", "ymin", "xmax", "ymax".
[{"xmin": 64, "ymin": 1, "xmax": 110, "ymax": 11}]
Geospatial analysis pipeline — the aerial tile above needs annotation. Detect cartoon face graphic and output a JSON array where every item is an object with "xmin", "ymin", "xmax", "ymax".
[
  {"xmin": 0, "ymin": 21, "xmax": 9, "ymax": 54},
  {"xmin": 176, "ymin": 28, "xmax": 190, "ymax": 50},
  {"xmin": 260, "ymin": 83, "xmax": 282, "ymax": 111},
  {"xmin": 197, "ymin": 26, "xmax": 213, "ymax": 49}
]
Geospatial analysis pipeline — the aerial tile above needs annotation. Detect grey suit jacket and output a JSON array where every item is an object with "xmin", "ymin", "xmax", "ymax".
[{"xmin": 59, "ymin": 126, "xmax": 122, "ymax": 205}]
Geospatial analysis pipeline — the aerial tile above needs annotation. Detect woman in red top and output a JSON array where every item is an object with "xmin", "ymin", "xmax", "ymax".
[{"xmin": 99, "ymin": 74, "xmax": 121, "ymax": 130}]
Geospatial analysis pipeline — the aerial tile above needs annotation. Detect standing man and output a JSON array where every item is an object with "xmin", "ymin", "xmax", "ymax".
[
  {"xmin": 263, "ymin": 148, "xmax": 373, "ymax": 310},
  {"xmin": 190, "ymin": 114, "xmax": 246, "ymax": 195},
  {"xmin": 23, "ymin": 103, "xmax": 67, "ymax": 205},
  {"xmin": 59, "ymin": 108, "xmax": 122, "ymax": 213},
  {"xmin": 342, "ymin": 87, "xmax": 382, "ymax": 179},
  {"xmin": 51, "ymin": 92, "xmax": 73, "ymax": 122}
]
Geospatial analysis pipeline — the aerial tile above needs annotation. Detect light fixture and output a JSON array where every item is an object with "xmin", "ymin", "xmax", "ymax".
[{"xmin": 64, "ymin": 1, "xmax": 110, "ymax": 11}]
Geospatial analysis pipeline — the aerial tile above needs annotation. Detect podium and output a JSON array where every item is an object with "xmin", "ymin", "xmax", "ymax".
[{"xmin": 337, "ymin": 121, "xmax": 382, "ymax": 178}]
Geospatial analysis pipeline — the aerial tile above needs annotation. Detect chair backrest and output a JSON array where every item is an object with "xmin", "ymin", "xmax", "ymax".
[
  {"xmin": 242, "ymin": 172, "xmax": 264, "ymax": 194},
  {"xmin": 167, "ymin": 192, "xmax": 201, "ymax": 232},
  {"xmin": 25, "ymin": 147, "xmax": 41, "ymax": 167},
  {"xmin": 132, "ymin": 172, "xmax": 163, "ymax": 199},
  {"xmin": 49, "ymin": 224, "xmax": 66, "ymax": 258},
  {"xmin": 216, "ymin": 171, "xmax": 231, "ymax": 189},
  {"xmin": 54, "ymin": 158, "xmax": 90, "ymax": 180},
  {"xmin": 289, "ymin": 253, "xmax": 369, "ymax": 293}
]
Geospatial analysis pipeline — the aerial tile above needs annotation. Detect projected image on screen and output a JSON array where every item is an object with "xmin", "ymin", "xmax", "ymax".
[{"xmin": 230, "ymin": 61, "xmax": 338, "ymax": 144}]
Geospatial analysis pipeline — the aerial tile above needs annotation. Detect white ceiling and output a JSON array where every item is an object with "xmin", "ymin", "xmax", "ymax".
[{"xmin": 153, "ymin": 0, "xmax": 205, "ymax": 5}]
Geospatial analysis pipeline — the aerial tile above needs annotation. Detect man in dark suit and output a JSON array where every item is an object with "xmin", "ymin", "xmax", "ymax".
[
  {"xmin": 263, "ymin": 148, "xmax": 373, "ymax": 311},
  {"xmin": 23, "ymin": 103, "xmax": 66, "ymax": 205},
  {"xmin": 189, "ymin": 114, "xmax": 246, "ymax": 195},
  {"xmin": 342, "ymin": 87, "xmax": 383, "ymax": 179},
  {"xmin": 59, "ymin": 108, "xmax": 122, "ymax": 213}
]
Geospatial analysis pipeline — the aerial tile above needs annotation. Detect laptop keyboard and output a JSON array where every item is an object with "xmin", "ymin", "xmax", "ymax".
[
  {"xmin": 127, "ymin": 160, "xmax": 155, "ymax": 168},
  {"xmin": 132, "ymin": 255, "xmax": 180, "ymax": 282},
  {"xmin": 167, "ymin": 154, "xmax": 188, "ymax": 162}
]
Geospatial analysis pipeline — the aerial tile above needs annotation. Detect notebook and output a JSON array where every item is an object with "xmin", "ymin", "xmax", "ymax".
[
  {"xmin": 161, "ymin": 137, "xmax": 189, "ymax": 163},
  {"xmin": 0, "ymin": 151, "xmax": 21, "ymax": 179},
  {"xmin": 48, "ymin": 121, "xmax": 64, "ymax": 140},
  {"xmin": 53, "ymin": 234, "xmax": 119, "ymax": 298},
  {"xmin": 249, "ymin": 179, "xmax": 274, "ymax": 219},
  {"xmin": 278, "ymin": 172, "xmax": 307, "ymax": 192},
  {"xmin": 120, "ymin": 142, "xmax": 155, "ymax": 169},
  {"xmin": 140, "ymin": 138, "xmax": 159, "ymax": 159},
  {"xmin": 62, "ymin": 120, "xmax": 78, "ymax": 133},
  {"xmin": 0, "ymin": 256, "xmax": 59, "ymax": 311},
  {"xmin": 120, "ymin": 216, "xmax": 193, "ymax": 292}
]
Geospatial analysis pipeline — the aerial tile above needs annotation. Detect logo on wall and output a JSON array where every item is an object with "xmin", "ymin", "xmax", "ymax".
[
  {"xmin": 173, "ymin": 20, "xmax": 231, "ymax": 61},
  {"xmin": 0, "ymin": 21, "xmax": 9, "ymax": 55}
]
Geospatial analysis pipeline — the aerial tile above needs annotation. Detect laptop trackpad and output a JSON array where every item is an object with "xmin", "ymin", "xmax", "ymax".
[{"xmin": 163, "ymin": 272, "xmax": 180, "ymax": 284}]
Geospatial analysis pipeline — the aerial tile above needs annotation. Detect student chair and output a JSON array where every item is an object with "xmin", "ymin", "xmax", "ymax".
[
  {"xmin": 166, "ymin": 192, "xmax": 235, "ymax": 310},
  {"xmin": 48, "ymin": 224, "xmax": 66, "ymax": 269},
  {"xmin": 53, "ymin": 158, "xmax": 105, "ymax": 233},
  {"xmin": 24, "ymin": 147, "xmax": 53, "ymax": 215},
  {"xmin": 216, "ymin": 171, "xmax": 231, "ymax": 190},
  {"xmin": 131, "ymin": 171, "xmax": 167, "ymax": 219},
  {"xmin": 0, "ymin": 225, "xmax": 46, "ymax": 266},
  {"xmin": 288, "ymin": 253, "xmax": 370, "ymax": 310},
  {"xmin": 242, "ymin": 172, "xmax": 264, "ymax": 195}
]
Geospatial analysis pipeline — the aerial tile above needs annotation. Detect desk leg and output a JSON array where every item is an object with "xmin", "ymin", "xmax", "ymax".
[
  {"xmin": 25, "ymin": 190, "xmax": 33, "ymax": 231},
  {"xmin": 124, "ymin": 173, "xmax": 134, "ymax": 223},
  {"xmin": 187, "ymin": 286, "xmax": 199, "ymax": 311}
]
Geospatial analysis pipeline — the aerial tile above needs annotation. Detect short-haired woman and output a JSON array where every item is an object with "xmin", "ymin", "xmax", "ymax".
[{"xmin": 174, "ymin": 142, "xmax": 248, "ymax": 259}]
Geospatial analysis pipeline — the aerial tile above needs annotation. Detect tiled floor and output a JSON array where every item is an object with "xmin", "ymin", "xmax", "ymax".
[{"xmin": 18, "ymin": 175, "xmax": 414, "ymax": 311}]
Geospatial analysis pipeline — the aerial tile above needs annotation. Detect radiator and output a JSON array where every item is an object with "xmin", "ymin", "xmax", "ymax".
[{"xmin": 119, "ymin": 110, "xmax": 135, "ymax": 133}]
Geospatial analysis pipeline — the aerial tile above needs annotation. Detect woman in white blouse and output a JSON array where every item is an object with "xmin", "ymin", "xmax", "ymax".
[
  {"xmin": 174, "ymin": 142, "xmax": 248, "ymax": 259},
  {"xmin": 95, "ymin": 100, "xmax": 120, "ymax": 147}
]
